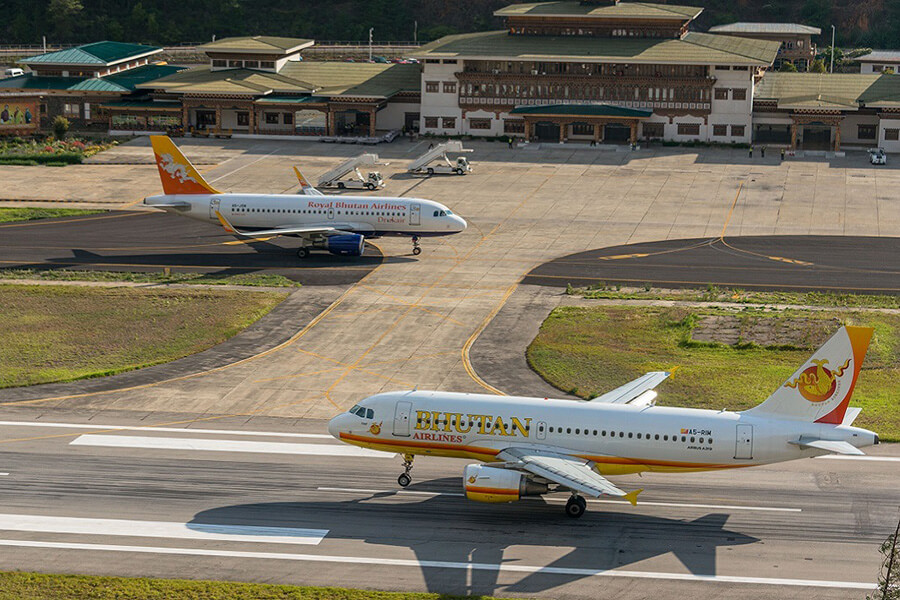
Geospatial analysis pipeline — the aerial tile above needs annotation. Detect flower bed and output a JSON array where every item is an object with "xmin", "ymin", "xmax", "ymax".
[{"xmin": 0, "ymin": 137, "xmax": 119, "ymax": 165}]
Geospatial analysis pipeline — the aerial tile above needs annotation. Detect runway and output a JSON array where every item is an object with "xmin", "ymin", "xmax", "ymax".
[
  {"xmin": 0, "ymin": 410, "xmax": 896, "ymax": 599},
  {"xmin": 0, "ymin": 211, "xmax": 384, "ymax": 286},
  {"xmin": 523, "ymin": 236, "xmax": 900, "ymax": 294}
]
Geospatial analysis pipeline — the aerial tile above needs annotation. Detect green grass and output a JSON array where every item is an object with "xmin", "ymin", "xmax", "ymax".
[
  {"xmin": 568, "ymin": 283, "xmax": 900, "ymax": 310},
  {"xmin": 0, "ymin": 284, "xmax": 288, "ymax": 389},
  {"xmin": 0, "ymin": 207, "xmax": 105, "ymax": 223},
  {"xmin": 0, "ymin": 572, "xmax": 518, "ymax": 600},
  {"xmin": 527, "ymin": 305, "xmax": 900, "ymax": 441},
  {"xmin": 0, "ymin": 267, "xmax": 302, "ymax": 288}
]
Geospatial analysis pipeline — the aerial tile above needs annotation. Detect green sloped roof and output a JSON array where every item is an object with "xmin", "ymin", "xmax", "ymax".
[
  {"xmin": 495, "ymin": 1, "xmax": 701, "ymax": 20},
  {"xmin": 0, "ymin": 74, "xmax": 82, "ymax": 90},
  {"xmin": 279, "ymin": 62, "xmax": 420, "ymax": 97},
  {"xmin": 510, "ymin": 103, "xmax": 652, "ymax": 117},
  {"xmin": 21, "ymin": 41, "xmax": 160, "ymax": 65},
  {"xmin": 415, "ymin": 30, "xmax": 779, "ymax": 65},
  {"xmin": 139, "ymin": 62, "xmax": 419, "ymax": 99},
  {"xmin": 0, "ymin": 63, "xmax": 185, "ymax": 93},
  {"xmin": 755, "ymin": 72, "xmax": 900, "ymax": 110},
  {"xmin": 709, "ymin": 22, "xmax": 821, "ymax": 35},
  {"xmin": 200, "ymin": 36, "xmax": 313, "ymax": 54}
]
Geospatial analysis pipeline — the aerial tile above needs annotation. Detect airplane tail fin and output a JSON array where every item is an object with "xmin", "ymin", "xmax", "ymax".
[
  {"xmin": 294, "ymin": 166, "xmax": 323, "ymax": 196},
  {"xmin": 150, "ymin": 135, "xmax": 220, "ymax": 195},
  {"xmin": 745, "ymin": 326, "xmax": 873, "ymax": 424}
]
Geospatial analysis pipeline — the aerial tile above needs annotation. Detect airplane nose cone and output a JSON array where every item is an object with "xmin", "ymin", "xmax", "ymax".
[
  {"xmin": 455, "ymin": 216, "xmax": 467, "ymax": 232},
  {"xmin": 327, "ymin": 414, "xmax": 344, "ymax": 439}
]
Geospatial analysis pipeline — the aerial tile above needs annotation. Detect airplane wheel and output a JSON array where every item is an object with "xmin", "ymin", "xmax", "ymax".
[
  {"xmin": 426, "ymin": 167, "xmax": 434, "ymax": 175},
  {"xmin": 565, "ymin": 496, "xmax": 586, "ymax": 519},
  {"xmin": 455, "ymin": 168, "xmax": 464, "ymax": 175},
  {"xmin": 366, "ymin": 182, "xmax": 375, "ymax": 190},
  {"xmin": 337, "ymin": 182, "xmax": 345, "ymax": 189},
  {"xmin": 398, "ymin": 473, "xmax": 411, "ymax": 487},
  {"xmin": 297, "ymin": 247, "xmax": 310, "ymax": 259},
  {"xmin": 412, "ymin": 247, "xmax": 421, "ymax": 256}
]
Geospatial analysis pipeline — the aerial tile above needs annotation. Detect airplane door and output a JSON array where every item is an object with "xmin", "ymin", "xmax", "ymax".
[
  {"xmin": 536, "ymin": 421, "xmax": 547, "ymax": 440},
  {"xmin": 735, "ymin": 424, "xmax": 753, "ymax": 459},
  {"xmin": 327, "ymin": 206, "xmax": 334, "ymax": 220},
  {"xmin": 209, "ymin": 197, "xmax": 220, "ymax": 220},
  {"xmin": 410, "ymin": 203, "xmax": 420, "ymax": 226},
  {"xmin": 393, "ymin": 401, "xmax": 412, "ymax": 437}
]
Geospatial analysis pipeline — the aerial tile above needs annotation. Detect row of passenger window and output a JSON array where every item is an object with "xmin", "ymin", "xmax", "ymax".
[
  {"xmin": 233, "ymin": 207, "xmax": 405, "ymax": 217},
  {"xmin": 547, "ymin": 426, "xmax": 711, "ymax": 445}
]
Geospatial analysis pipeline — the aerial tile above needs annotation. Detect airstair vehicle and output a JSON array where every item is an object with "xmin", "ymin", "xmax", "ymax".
[
  {"xmin": 407, "ymin": 141, "xmax": 473, "ymax": 175},
  {"xmin": 317, "ymin": 154, "xmax": 386, "ymax": 190}
]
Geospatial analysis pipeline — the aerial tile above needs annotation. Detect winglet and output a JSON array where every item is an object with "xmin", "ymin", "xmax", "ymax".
[
  {"xmin": 669, "ymin": 366, "xmax": 680, "ymax": 379},
  {"xmin": 215, "ymin": 210, "xmax": 238, "ymax": 235},
  {"xmin": 623, "ymin": 488, "xmax": 643, "ymax": 507}
]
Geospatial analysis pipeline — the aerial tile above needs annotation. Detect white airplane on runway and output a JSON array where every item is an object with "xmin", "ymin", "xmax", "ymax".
[
  {"xmin": 143, "ymin": 136, "xmax": 466, "ymax": 258},
  {"xmin": 329, "ymin": 326, "xmax": 879, "ymax": 518}
]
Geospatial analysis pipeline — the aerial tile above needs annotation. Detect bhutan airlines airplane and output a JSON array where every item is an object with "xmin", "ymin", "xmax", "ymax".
[
  {"xmin": 143, "ymin": 136, "xmax": 466, "ymax": 258},
  {"xmin": 329, "ymin": 326, "xmax": 878, "ymax": 518}
]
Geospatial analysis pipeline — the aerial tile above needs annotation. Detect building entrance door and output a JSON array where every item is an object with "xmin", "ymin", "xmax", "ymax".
[
  {"xmin": 604, "ymin": 123, "xmax": 631, "ymax": 143},
  {"xmin": 801, "ymin": 125, "xmax": 833, "ymax": 150},
  {"xmin": 534, "ymin": 121, "xmax": 560, "ymax": 142}
]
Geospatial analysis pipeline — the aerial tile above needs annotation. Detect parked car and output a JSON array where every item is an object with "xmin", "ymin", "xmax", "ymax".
[
  {"xmin": 869, "ymin": 148, "xmax": 887, "ymax": 165},
  {"xmin": 3, "ymin": 67, "xmax": 24, "ymax": 78}
]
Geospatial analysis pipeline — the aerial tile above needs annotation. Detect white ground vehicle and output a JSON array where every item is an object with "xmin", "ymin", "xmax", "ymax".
[
  {"xmin": 317, "ymin": 154, "xmax": 386, "ymax": 190},
  {"xmin": 408, "ymin": 141, "xmax": 473, "ymax": 175},
  {"xmin": 3, "ymin": 68, "xmax": 24, "ymax": 78},
  {"xmin": 869, "ymin": 148, "xmax": 887, "ymax": 165}
]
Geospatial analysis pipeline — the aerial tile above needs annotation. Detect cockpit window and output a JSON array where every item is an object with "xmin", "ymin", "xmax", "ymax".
[
  {"xmin": 433, "ymin": 210, "xmax": 439, "ymax": 217},
  {"xmin": 439, "ymin": 211, "xmax": 447, "ymax": 216},
  {"xmin": 366, "ymin": 408, "xmax": 374, "ymax": 419},
  {"xmin": 349, "ymin": 404, "xmax": 362, "ymax": 414},
  {"xmin": 445, "ymin": 210, "xmax": 453, "ymax": 215},
  {"xmin": 349, "ymin": 405, "xmax": 368, "ymax": 417}
]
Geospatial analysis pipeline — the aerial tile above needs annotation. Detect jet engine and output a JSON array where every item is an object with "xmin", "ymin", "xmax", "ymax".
[
  {"xmin": 325, "ymin": 233, "xmax": 365, "ymax": 256},
  {"xmin": 463, "ymin": 464, "xmax": 548, "ymax": 503}
]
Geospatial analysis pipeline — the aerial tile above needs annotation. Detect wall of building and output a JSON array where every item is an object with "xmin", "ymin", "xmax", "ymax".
[
  {"xmin": 376, "ymin": 99, "xmax": 419, "ymax": 131},
  {"xmin": 839, "ymin": 113, "xmax": 880, "ymax": 146},
  {"xmin": 420, "ymin": 60, "xmax": 463, "ymax": 136},
  {"xmin": 707, "ymin": 66, "xmax": 754, "ymax": 143},
  {"xmin": 877, "ymin": 117, "xmax": 900, "ymax": 152}
]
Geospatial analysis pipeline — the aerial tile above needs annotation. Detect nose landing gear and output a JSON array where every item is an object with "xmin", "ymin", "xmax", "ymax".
[
  {"xmin": 565, "ymin": 494, "xmax": 587, "ymax": 518},
  {"xmin": 411, "ymin": 236, "xmax": 421, "ymax": 256},
  {"xmin": 397, "ymin": 453, "xmax": 415, "ymax": 487}
]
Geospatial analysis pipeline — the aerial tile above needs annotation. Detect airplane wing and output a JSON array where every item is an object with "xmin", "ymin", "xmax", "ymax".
[
  {"xmin": 215, "ymin": 211, "xmax": 364, "ymax": 238},
  {"xmin": 590, "ymin": 371, "xmax": 671, "ymax": 405},
  {"xmin": 789, "ymin": 438, "xmax": 865, "ymax": 456},
  {"xmin": 294, "ymin": 167, "xmax": 325, "ymax": 196},
  {"xmin": 497, "ymin": 447, "xmax": 642, "ymax": 505}
]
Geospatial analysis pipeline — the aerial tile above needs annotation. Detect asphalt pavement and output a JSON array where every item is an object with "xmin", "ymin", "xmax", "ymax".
[{"xmin": 0, "ymin": 409, "xmax": 895, "ymax": 599}]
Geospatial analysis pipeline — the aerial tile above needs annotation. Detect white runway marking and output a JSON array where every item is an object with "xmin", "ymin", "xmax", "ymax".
[
  {"xmin": 0, "ymin": 514, "xmax": 327, "ymax": 545},
  {"xmin": 317, "ymin": 487, "xmax": 801, "ymax": 512},
  {"xmin": 0, "ymin": 420, "xmax": 332, "ymax": 439},
  {"xmin": 0, "ymin": 539, "xmax": 873, "ymax": 590},
  {"xmin": 70, "ymin": 434, "xmax": 392, "ymax": 458},
  {"xmin": 816, "ymin": 455, "xmax": 900, "ymax": 462},
  {"xmin": 0, "ymin": 473, "xmax": 8, "ymax": 476}
]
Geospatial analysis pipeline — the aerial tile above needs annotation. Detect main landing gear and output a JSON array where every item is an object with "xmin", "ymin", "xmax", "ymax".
[
  {"xmin": 565, "ymin": 494, "xmax": 587, "ymax": 518},
  {"xmin": 411, "ymin": 236, "xmax": 421, "ymax": 256},
  {"xmin": 397, "ymin": 453, "xmax": 415, "ymax": 487}
]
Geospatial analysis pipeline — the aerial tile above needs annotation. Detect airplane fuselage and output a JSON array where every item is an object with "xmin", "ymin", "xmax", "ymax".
[
  {"xmin": 329, "ymin": 391, "xmax": 877, "ymax": 475},
  {"xmin": 144, "ymin": 193, "xmax": 466, "ymax": 238}
]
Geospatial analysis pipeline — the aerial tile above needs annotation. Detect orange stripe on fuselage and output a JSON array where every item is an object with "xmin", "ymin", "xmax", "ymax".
[{"xmin": 339, "ymin": 432, "xmax": 757, "ymax": 472}]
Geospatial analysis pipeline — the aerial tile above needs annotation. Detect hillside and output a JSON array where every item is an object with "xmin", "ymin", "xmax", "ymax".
[{"xmin": 3, "ymin": 0, "xmax": 900, "ymax": 48}]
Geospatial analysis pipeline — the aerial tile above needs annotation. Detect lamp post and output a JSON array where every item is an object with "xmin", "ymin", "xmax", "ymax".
[
  {"xmin": 369, "ymin": 28, "xmax": 373, "ymax": 62},
  {"xmin": 830, "ymin": 24, "xmax": 835, "ymax": 73}
]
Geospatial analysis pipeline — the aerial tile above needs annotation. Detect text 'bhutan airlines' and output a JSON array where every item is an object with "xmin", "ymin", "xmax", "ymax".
[
  {"xmin": 330, "ymin": 326, "xmax": 878, "ymax": 518},
  {"xmin": 143, "ymin": 136, "xmax": 466, "ymax": 258}
]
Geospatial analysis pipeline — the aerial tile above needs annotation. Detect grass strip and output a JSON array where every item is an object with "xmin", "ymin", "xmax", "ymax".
[
  {"xmin": 0, "ymin": 267, "xmax": 301, "ymax": 288},
  {"xmin": 0, "ymin": 571, "xmax": 519, "ymax": 600},
  {"xmin": 0, "ymin": 284, "xmax": 287, "ymax": 389},
  {"xmin": 527, "ymin": 305, "xmax": 900, "ymax": 441},
  {"xmin": 0, "ymin": 207, "xmax": 105, "ymax": 223}
]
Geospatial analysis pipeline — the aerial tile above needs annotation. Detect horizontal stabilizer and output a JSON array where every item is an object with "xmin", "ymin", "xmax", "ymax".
[
  {"xmin": 591, "ymin": 371, "xmax": 670, "ymax": 404},
  {"xmin": 790, "ymin": 438, "xmax": 865, "ymax": 456},
  {"xmin": 144, "ymin": 200, "xmax": 191, "ymax": 211}
]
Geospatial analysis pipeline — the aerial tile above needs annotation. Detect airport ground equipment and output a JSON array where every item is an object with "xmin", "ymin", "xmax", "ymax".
[
  {"xmin": 317, "ymin": 154, "xmax": 385, "ymax": 190},
  {"xmin": 408, "ymin": 141, "xmax": 473, "ymax": 175}
]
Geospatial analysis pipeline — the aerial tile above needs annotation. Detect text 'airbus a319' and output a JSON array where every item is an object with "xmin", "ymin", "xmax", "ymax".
[
  {"xmin": 143, "ymin": 136, "xmax": 466, "ymax": 258},
  {"xmin": 329, "ymin": 326, "xmax": 878, "ymax": 518}
]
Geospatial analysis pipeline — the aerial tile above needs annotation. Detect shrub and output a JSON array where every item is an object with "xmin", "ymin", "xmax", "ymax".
[{"xmin": 52, "ymin": 116, "xmax": 69, "ymax": 140}]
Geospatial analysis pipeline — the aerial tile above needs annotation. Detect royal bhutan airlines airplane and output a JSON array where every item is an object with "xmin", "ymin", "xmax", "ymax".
[
  {"xmin": 143, "ymin": 136, "xmax": 466, "ymax": 258},
  {"xmin": 329, "ymin": 326, "xmax": 879, "ymax": 518}
]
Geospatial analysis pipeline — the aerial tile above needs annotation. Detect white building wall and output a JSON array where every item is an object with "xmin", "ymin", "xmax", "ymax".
[
  {"xmin": 420, "ymin": 60, "xmax": 463, "ymax": 135},
  {"xmin": 877, "ymin": 117, "xmax": 900, "ymax": 152},
  {"xmin": 839, "ymin": 113, "xmax": 881, "ymax": 146},
  {"xmin": 376, "ymin": 101, "xmax": 420, "ymax": 131},
  {"xmin": 707, "ymin": 66, "xmax": 754, "ymax": 143}
]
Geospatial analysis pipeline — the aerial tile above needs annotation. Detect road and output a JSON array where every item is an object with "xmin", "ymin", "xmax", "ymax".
[{"xmin": 0, "ymin": 411, "xmax": 895, "ymax": 598}]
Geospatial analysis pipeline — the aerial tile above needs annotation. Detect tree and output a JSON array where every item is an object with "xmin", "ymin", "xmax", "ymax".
[
  {"xmin": 809, "ymin": 59, "xmax": 827, "ymax": 73},
  {"xmin": 47, "ymin": 0, "xmax": 84, "ymax": 41},
  {"xmin": 779, "ymin": 61, "xmax": 799, "ymax": 72},
  {"xmin": 869, "ymin": 516, "xmax": 900, "ymax": 600},
  {"xmin": 52, "ymin": 116, "xmax": 69, "ymax": 140}
]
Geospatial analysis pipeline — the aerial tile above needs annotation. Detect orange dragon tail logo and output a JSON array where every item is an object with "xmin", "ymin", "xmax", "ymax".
[
  {"xmin": 784, "ymin": 358, "xmax": 851, "ymax": 403},
  {"xmin": 150, "ymin": 135, "xmax": 219, "ymax": 195},
  {"xmin": 368, "ymin": 421, "xmax": 382, "ymax": 435}
]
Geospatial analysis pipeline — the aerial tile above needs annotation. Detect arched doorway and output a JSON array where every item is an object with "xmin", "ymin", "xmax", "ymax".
[{"xmin": 534, "ymin": 121, "xmax": 560, "ymax": 142}]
